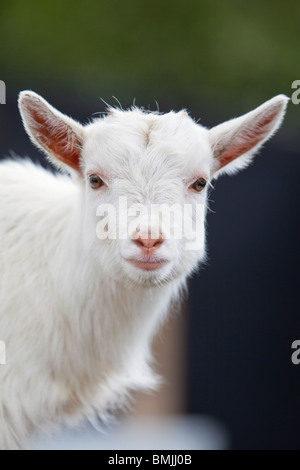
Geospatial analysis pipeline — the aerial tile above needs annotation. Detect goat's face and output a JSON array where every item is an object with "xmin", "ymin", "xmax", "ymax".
[
  {"xmin": 82, "ymin": 110, "xmax": 211, "ymax": 285},
  {"xmin": 18, "ymin": 92, "xmax": 288, "ymax": 286}
]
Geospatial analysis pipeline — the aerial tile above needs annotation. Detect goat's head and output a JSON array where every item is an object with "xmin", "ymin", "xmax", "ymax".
[{"xmin": 18, "ymin": 91, "xmax": 288, "ymax": 286}]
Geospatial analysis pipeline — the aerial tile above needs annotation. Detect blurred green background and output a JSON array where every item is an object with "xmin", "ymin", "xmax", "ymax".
[{"xmin": 0, "ymin": 0, "xmax": 299, "ymax": 132}]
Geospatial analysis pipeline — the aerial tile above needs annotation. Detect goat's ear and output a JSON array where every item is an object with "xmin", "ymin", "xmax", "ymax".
[
  {"xmin": 208, "ymin": 95, "xmax": 288, "ymax": 178},
  {"xmin": 18, "ymin": 91, "xmax": 84, "ymax": 173}
]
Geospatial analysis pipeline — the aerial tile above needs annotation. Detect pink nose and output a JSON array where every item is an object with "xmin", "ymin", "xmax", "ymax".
[{"xmin": 133, "ymin": 235, "xmax": 163, "ymax": 252}]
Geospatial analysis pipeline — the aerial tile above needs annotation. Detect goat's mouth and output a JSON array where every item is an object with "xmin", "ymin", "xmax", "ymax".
[{"xmin": 126, "ymin": 257, "xmax": 169, "ymax": 271}]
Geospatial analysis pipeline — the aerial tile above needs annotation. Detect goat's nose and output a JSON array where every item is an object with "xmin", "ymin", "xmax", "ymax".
[{"xmin": 133, "ymin": 235, "xmax": 164, "ymax": 252}]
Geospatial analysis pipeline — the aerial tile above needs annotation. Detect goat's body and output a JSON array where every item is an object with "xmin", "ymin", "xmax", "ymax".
[{"xmin": 0, "ymin": 160, "xmax": 181, "ymax": 449}]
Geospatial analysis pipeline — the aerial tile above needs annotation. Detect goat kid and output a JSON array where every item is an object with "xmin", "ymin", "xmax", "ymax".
[{"xmin": 0, "ymin": 91, "xmax": 288, "ymax": 449}]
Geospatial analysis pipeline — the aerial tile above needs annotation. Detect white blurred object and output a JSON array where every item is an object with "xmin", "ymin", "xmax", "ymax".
[{"xmin": 31, "ymin": 415, "xmax": 229, "ymax": 450}]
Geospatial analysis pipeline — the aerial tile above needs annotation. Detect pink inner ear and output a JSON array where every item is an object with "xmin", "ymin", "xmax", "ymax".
[
  {"xmin": 31, "ymin": 107, "xmax": 82, "ymax": 172},
  {"xmin": 218, "ymin": 108, "xmax": 279, "ymax": 169}
]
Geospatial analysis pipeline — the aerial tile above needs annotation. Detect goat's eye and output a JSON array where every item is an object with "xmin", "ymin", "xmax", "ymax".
[
  {"xmin": 190, "ymin": 178, "xmax": 207, "ymax": 192},
  {"xmin": 88, "ymin": 174, "xmax": 104, "ymax": 189}
]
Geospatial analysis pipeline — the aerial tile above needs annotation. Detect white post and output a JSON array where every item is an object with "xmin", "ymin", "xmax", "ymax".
[{"xmin": 0, "ymin": 80, "xmax": 6, "ymax": 104}]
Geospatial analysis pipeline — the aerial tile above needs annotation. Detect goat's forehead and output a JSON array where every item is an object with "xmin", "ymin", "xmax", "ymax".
[{"xmin": 82, "ymin": 109, "xmax": 212, "ymax": 176}]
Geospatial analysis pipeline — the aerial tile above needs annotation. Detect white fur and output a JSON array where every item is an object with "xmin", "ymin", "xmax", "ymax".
[{"xmin": 0, "ymin": 92, "xmax": 288, "ymax": 449}]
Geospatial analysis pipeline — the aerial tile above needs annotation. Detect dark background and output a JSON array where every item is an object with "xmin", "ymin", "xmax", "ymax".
[{"xmin": 0, "ymin": 0, "xmax": 299, "ymax": 449}]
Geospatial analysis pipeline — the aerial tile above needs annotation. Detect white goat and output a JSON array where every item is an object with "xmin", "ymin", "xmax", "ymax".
[{"xmin": 0, "ymin": 91, "xmax": 288, "ymax": 449}]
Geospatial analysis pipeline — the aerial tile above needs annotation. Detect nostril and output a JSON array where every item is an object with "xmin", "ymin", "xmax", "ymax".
[{"xmin": 133, "ymin": 238, "xmax": 145, "ymax": 248}]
